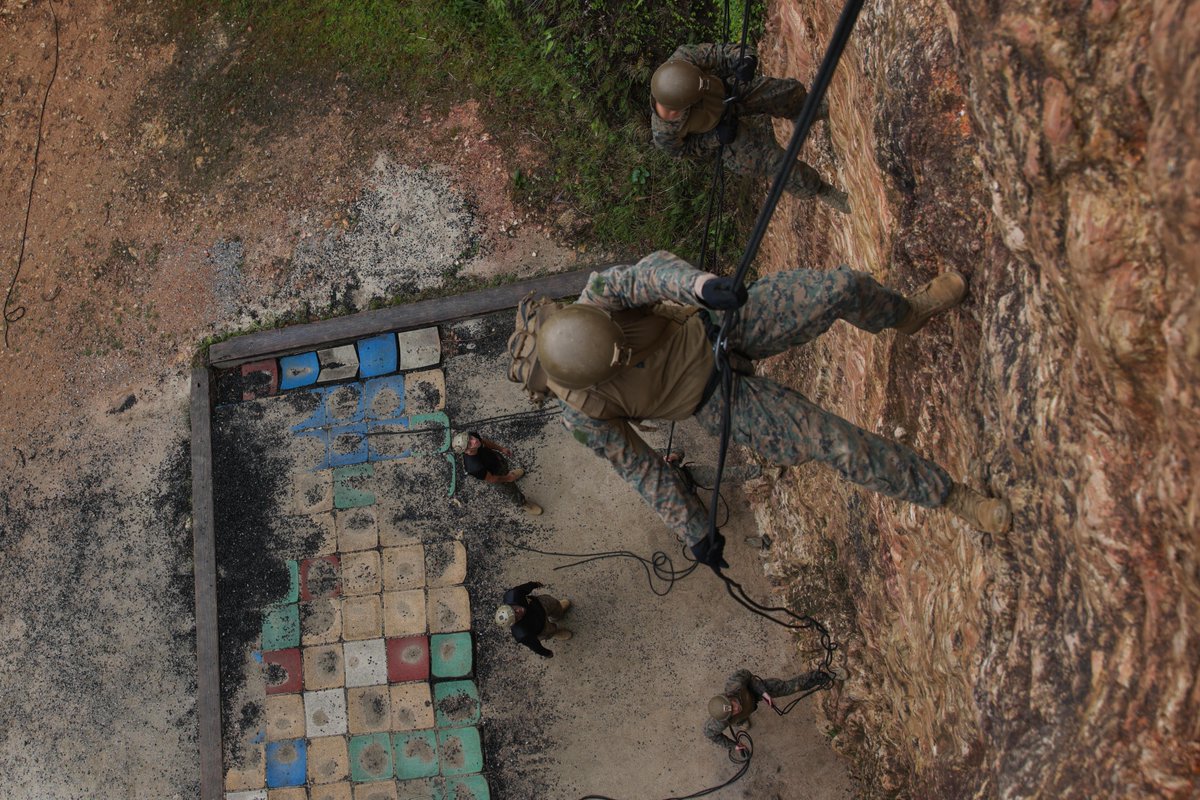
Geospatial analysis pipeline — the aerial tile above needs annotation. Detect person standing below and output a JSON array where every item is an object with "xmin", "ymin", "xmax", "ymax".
[
  {"xmin": 705, "ymin": 667, "xmax": 846, "ymax": 756},
  {"xmin": 452, "ymin": 430, "xmax": 543, "ymax": 515},
  {"xmin": 650, "ymin": 42, "xmax": 849, "ymax": 213},
  {"xmin": 494, "ymin": 581, "xmax": 573, "ymax": 658}
]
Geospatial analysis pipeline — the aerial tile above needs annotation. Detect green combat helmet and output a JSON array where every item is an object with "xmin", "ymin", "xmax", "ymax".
[
  {"xmin": 708, "ymin": 695, "xmax": 734, "ymax": 722},
  {"xmin": 651, "ymin": 59, "xmax": 709, "ymax": 110},
  {"xmin": 495, "ymin": 605, "xmax": 517, "ymax": 626},
  {"xmin": 537, "ymin": 305, "xmax": 629, "ymax": 390}
]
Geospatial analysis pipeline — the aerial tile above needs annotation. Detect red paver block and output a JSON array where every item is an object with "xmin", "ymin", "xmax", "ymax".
[
  {"xmin": 262, "ymin": 648, "xmax": 303, "ymax": 695},
  {"xmin": 386, "ymin": 635, "xmax": 430, "ymax": 684},
  {"xmin": 301, "ymin": 555, "xmax": 342, "ymax": 601},
  {"xmin": 241, "ymin": 359, "xmax": 280, "ymax": 401}
]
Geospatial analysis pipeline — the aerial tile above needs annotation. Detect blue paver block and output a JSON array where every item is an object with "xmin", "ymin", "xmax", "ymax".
[
  {"xmin": 265, "ymin": 738, "xmax": 307, "ymax": 787},
  {"xmin": 367, "ymin": 418, "xmax": 411, "ymax": 462},
  {"xmin": 279, "ymin": 352, "xmax": 320, "ymax": 390},
  {"xmin": 350, "ymin": 732, "xmax": 394, "ymax": 782},
  {"xmin": 443, "ymin": 774, "xmax": 491, "ymax": 800},
  {"xmin": 292, "ymin": 387, "xmax": 332, "ymax": 431},
  {"xmin": 329, "ymin": 422, "xmax": 368, "ymax": 467},
  {"xmin": 364, "ymin": 375, "xmax": 407, "ymax": 421},
  {"xmin": 430, "ymin": 632, "xmax": 473, "ymax": 679},
  {"xmin": 438, "ymin": 727, "xmax": 483, "ymax": 776},
  {"xmin": 358, "ymin": 334, "xmax": 399, "ymax": 378},
  {"xmin": 325, "ymin": 383, "xmax": 364, "ymax": 424},
  {"xmin": 294, "ymin": 427, "xmax": 331, "ymax": 471},
  {"xmin": 394, "ymin": 730, "xmax": 439, "ymax": 779},
  {"xmin": 434, "ymin": 680, "xmax": 480, "ymax": 728},
  {"xmin": 261, "ymin": 603, "xmax": 300, "ymax": 650}
]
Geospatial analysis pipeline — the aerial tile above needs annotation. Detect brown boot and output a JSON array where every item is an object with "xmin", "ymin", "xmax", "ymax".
[
  {"xmin": 945, "ymin": 483, "xmax": 1011, "ymax": 534},
  {"xmin": 522, "ymin": 501, "xmax": 543, "ymax": 516},
  {"xmin": 550, "ymin": 629, "xmax": 573, "ymax": 641},
  {"xmin": 508, "ymin": 468, "xmax": 526, "ymax": 480},
  {"xmin": 816, "ymin": 183, "xmax": 850, "ymax": 214},
  {"xmin": 895, "ymin": 271, "xmax": 967, "ymax": 334},
  {"xmin": 558, "ymin": 598, "xmax": 571, "ymax": 614}
]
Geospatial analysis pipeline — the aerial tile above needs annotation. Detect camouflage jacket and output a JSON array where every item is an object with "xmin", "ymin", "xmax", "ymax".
[
  {"xmin": 703, "ymin": 669, "xmax": 764, "ymax": 748},
  {"xmin": 650, "ymin": 42, "xmax": 759, "ymax": 158},
  {"xmin": 558, "ymin": 251, "xmax": 714, "ymax": 547}
]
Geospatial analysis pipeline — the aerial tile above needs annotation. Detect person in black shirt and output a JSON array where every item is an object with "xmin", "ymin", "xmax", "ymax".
[
  {"xmin": 494, "ymin": 581, "xmax": 573, "ymax": 658},
  {"xmin": 451, "ymin": 430, "xmax": 543, "ymax": 515}
]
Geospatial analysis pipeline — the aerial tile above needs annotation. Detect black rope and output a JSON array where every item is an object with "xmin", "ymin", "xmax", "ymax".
[
  {"xmin": 4, "ymin": 0, "xmax": 60, "ymax": 348},
  {"xmin": 578, "ymin": 731, "xmax": 753, "ymax": 800}
]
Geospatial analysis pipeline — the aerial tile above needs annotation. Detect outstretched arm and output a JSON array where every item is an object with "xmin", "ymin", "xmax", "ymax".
[
  {"xmin": 668, "ymin": 42, "xmax": 758, "ymax": 78},
  {"xmin": 703, "ymin": 717, "xmax": 738, "ymax": 750},
  {"xmin": 578, "ymin": 251, "xmax": 710, "ymax": 312}
]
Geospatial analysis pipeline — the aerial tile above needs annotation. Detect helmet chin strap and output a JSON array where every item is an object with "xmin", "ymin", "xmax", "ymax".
[{"xmin": 609, "ymin": 343, "xmax": 633, "ymax": 367}]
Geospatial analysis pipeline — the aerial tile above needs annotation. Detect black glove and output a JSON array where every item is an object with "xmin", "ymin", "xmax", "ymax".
[
  {"xmin": 698, "ymin": 276, "xmax": 748, "ymax": 310},
  {"xmin": 733, "ymin": 54, "xmax": 758, "ymax": 84},
  {"xmin": 691, "ymin": 531, "xmax": 729, "ymax": 574},
  {"xmin": 714, "ymin": 113, "xmax": 739, "ymax": 144}
]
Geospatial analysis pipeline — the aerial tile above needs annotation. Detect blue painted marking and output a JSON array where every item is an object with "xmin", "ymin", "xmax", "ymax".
[
  {"xmin": 367, "ymin": 417, "xmax": 412, "ymax": 462},
  {"xmin": 265, "ymin": 738, "xmax": 307, "ymax": 787},
  {"xmin": 357, "ymin": 334, "xmax": 399, "ymax": 378},
  {"xmin": 290, "ymin": 387, "xmax": 331, "ymax": 432},
  {"xmin": 325, "ymin": 383, "xmax": 364, "ymax": 424},
  {"xmin": 279, "ymin": 352, "xmax": 320, "ymax": 390},
  {"xmin": 363, "ymin": 375, "xmax": 407, "ymax": 421},
  {"xmin": 328, "ymin": 422, "xmax": 368, "ymax": 467},
  {"xmin": 294, "ymin": 427, "xmax": 331, "ymax": 471}
]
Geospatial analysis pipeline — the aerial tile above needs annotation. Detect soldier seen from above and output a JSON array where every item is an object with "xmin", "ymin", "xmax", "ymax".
[
  {"xmin": 705, "ymin": 667, "xmax": 847, "ymax": 756},
  {"xmin": 506, "ymin": 251, "xmax": 1012, "ymax": 573},
  {"xmin": 452, "ymin": 430, "xmax": 543, "ymax": 515},
  {"xmin": 650, "ymin": 42, "xmax": 849, "ymax": 214},
  {"xmin": 495, "ymin": 581, "xmax": 573, "ymax": 658}
]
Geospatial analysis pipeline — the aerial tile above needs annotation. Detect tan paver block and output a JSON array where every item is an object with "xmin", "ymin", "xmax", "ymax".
[
  {"xmin": 308, "ymin": 735, "xmax": 350, "ymax": 784},
  {"xmin": 426, "ymin": 585, "xmax": 471, "ymax": 634},
  {"xmin": 403, "ymin": 369, "xmax": 446, "ymax": 413},
  {"xmin": 303, "ymin": 644, "xmax": 345, "ymax": 690},
  {"xmin": 302, "ymin": 598, "xmax": 342, "ymax": 646},
  {"xmin": 311, "ymin": 781, "xmax": 353, "ymax": 800},
  {"xmin": 342, "ymin": 595, "xmax": 383, "ymax": 640},
  {"xmin": 347, "ymin": 685, "xmax": 393, "ymax": 734},
  {"xmin": 224, "ymin": 743, "xmax": 265, "ymax": 791},
  {"xmin": 382, "ymin": 590, "xmax": 427, "ymax": 637},
  {"xmin": 377, "ymin": 511, "xmax": 424, "ymax": 548},
  {"xmin": 389, "ymin": 682, "xmax": 434, "ymax": 731},
  {"xmin": 341, "ymin": 550, "xmax": 382, "ymax": 596},
  {"xmin": 355, "ymin": 781, "xmax": 399, "ymax": 800},
  {"xmin": 381, "ymin": 545, "xmax": 425, "ymax": 591},
  {"xmin": 268, "ymin": 788, "xmax": 308, "ymax": 800},
  {"xmin": 310, "ymin": 511, "xmax": 338, "ymax": 556},
  {"xmin": 264, "ymin": 693, "xmax": 306, "ymax": 741},
  {"xmin": 423, "ymin": 541, "xmax": 466, "ymax": 588},
  {"xmin": 336, "ymin": 507, "xmax": 378, "ymax": 552},
  {"xmin": 295, "ymin": 469, "xmax": 334, "ymax": 515}
]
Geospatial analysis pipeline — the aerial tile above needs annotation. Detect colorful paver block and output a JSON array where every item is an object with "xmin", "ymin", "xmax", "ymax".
[
  {"xmin": 364, "ymin": 375, "xmax": 406, "ymax": 421},
  {"xmin": 305, "ymin": 688, "xmax": 349, "ymax": 737},
  {"xmin": 337, "ymin": 507, "xmax": 379, "ymax": 552},
  {"xmin": 294, "ymin": 468, "xmax": 333, "ymax": 515},
  {"xmin": 430, "ymin": 633, "xmax": 472, "ymax": 680},
  {"xmin": 265, "ymin": 693, "xmax": 306, "ymax": 741},
  {"xmin": 443, "ymin": 774, "xmax": 491, "ymax": 800},
  {"xmin": 403, "ymin": 369, "xmax": 446, "ymax": 414},
  {"xmin": 382, "ymin": 545, "xmax": 426, "ymax": 591},
  {"xmin": 407, "ymin": 412, "xmax": 451, "ymax": 456},
  {"xmin": 307, "ymin": 734, "xmax": 350, "ymax": 784},
  {"xmin": 342, "ymin": 550, "xmax": 382, "ymax": 596},
  {"xmin": 394, "ymin": 778, "xmax": 440, "ymax": 800},
  {"xmin": 295, "ymin": 427, "xmax": 331, "ymax": 471},
  {"xmin": 342, "ymin": 595, "xmax": 383, "ymax": 641},
  {"xmin": 311, "ymin": 782, "xmax": 353, "ymax": 800},
  {"xmin": 423, "ymin": 542, "xmax": 466, "ymax": 588},
  {"xmin": 225, "ymin": 791, "xmax": 267, "ymax": 800},
  {"xmin": 367, "ymin": 419, "xmax": 413, "ymax": 462},
  {"xmin": 300, "ymin": 556, "xmax": 342, "ymax": 601},
  {"xmin": 224, "ymin": 743, "xmax": 265, "ymax": 792},
  {"xmin": 240, "ymin": 359, "xmax": 279, "ymax": 401},
  {"xmin": 349, "ymin": 732, "xmax": 394, "ymax": 782},
  {"xmin": 426, "ymin": 586, "xmax": 471, "ymax": 634},
  {"xmin": 355, "ymin": 780, "xmax": 401, "ymax": 800},
  {"xmin": 303, "ymin": 643, "xmax": 345, "ymax": 690},
  {"xmin": 301, "ymin": 598, "xmax": 342, "ymax": 646},
  {"xmin": 326, "ymin": 383, "xmax": 364, "ymax": 423},
  {"xmin": 262, "ymin": 604, "xmax": 301, "ymax": 651},
  {"xmin": 358, "ymin": 334, "xmax": 399, "ymax": 378},
  {"xmin": 292, "ymin": 387, "xmax": 332, "ymax": 431},
  {"xmin": 347, "ymin": 685, "xmax": 393, "ymax": 734},
  {"xmin": 438, "ymin": 727, "xmax": 483, "ymax": 776},
  {"xmin": 280, "ymin": 352, "xmax": 320, "ymax": 390},
  {"xmin": 397, "ymin": 327, "xmax": 441, "ymax": 370},
  {"xmin": 265, "ymin": 738, "xmax": 307, "ymax": 788},
  {"xmin": 334, "ymin": 464, "xmax": 376, "ymax": 508},
  {"xmin": 383, "ymin": 590, "xmax": 428, "ymax": 638},
  {"xmin": 393, "ymin": 730, "xmax": 439, "ymax": 780},
  {"xmin": 390, "ymin": 682, "xmax": 434, "ymax": 732},
  {"xmin": 267, "ymin": 787, "xmax": 307, "ymax": 800},
  {"xmin": 329, "ymin": 422, "xmax": 368, "ymax": 467},
  {"xmin": 278, "ymin": 560, "xmax": 300, "ymax": 604},
  {"xmin": 261, "ymin": 647, "xmax": 303, "ymax": 694},
  {"xmin": 434, "ymin": 681, "xmax": 480, "ymax": 728},
  {"xmin": 344, "ymin": 638, "xmax": 389, "ymax": 687},
  {"xmin": 386, "ymin": 635, "xmax": 430, "ymax": 683},
  {"xmin": 318, "ymin": 344, "xmax": 360, "ymax": 383}
]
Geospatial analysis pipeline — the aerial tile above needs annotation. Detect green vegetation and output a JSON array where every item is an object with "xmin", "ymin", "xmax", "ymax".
[{"xmin": 180, "ymin": 0, "xmax": 764, "ymax": 261}]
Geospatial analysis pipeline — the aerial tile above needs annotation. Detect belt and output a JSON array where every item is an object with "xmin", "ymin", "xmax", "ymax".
[{"xmin": 695, "ymin": 312, "xmax": 753, "ymax": 413}]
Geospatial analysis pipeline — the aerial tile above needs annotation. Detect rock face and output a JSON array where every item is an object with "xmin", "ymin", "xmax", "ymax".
[{"xmin": 753, "ymin": 1, "xmax": 1199, "ymax": 797}]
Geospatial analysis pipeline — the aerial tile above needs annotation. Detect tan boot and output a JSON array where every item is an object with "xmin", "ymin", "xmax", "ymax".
[
  {"xmin": 522, "ymin": 501, "xmax": 543, "ymax": 516},
  {"xmin": 945, "ymin": 482, "xmax": 1011, "ymax": 534},
  {"xmin": 817, "ymin": 183, "xmax": 850, "ymax": 214},
  {"xmin": 509, "ymin": 468, "xmax": 526, "ymax": 480},
  {"xmin": 558, "ymin": 598, "xmax": 571, "ymax": 614},
  {"xmin": 550, "ymin": 629, "xmax": 573, "ymax": 641},
  {"xmin": 895, "ymin": 271, "xmax": 967, "ymax": 334}
]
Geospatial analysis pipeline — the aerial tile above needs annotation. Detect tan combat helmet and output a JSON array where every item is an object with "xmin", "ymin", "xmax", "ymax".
[
  {"xmin": 536, "ymin": 304, "xmax": 629, "ymax": 390},
  {"xmin": 708, "ymin": 695, "xmax": 734, "ymax": 722},
  {"xmin": 451, "ymin": 431, "xmax": 471, "ymax": 454},
  {"xmin": 494, "ymin": 605, "xmax": 517, "ymax": 627},
  {"xmin": 651, "ymin": 59, "xmax": 709, "ymax": 110}
]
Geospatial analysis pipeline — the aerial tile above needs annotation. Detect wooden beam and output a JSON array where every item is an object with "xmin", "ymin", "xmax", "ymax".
[
  {"xmin": 189, "ymin": 367, "xmax": 223, "ymax": 800},
  {"xmin": 208, "ymin": 267, "xmax": 598, "ymax": 369}
]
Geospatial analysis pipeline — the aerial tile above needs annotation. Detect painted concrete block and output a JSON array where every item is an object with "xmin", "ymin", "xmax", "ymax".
[
  {"xmin": 302, "ymin": 643, "xmax": 345, "ymax": 690},
  {"xmin": 442, "ymin": 775, "xmax": 490, "ymax": 800},
  {"xmin": 265, "ymin": 738, "xmax": 307, "ymax": 788},
  {"xmin": 342, "ymin": 595, "xmax": 383, "ymax": 641},
  {"xmin": 336, "ymin": 506, "xmax": 378, "ymax": 552},
  {"xmin": 300, "ymin": 556, "xmax": 341, "ymax": 601},
  {"xmin": 358, "ymin": 334, "xmax": 399, "ymax": 378},
  {"xmin": 347, "ymin": 684, "xmax": 393, "ymax": 734},
  {"xmin": 426, "ymin": 586, "xmax": 471, "ymax": 634},
  {"xmin": 403, "ymin": 369, "xmax": 446, "ymax": 414},
  {"xmin": 307, "ymin": 734, "xmax": 350, "ymax": 785},
  {"xmin": 341, "ymin": 550, "xmax": 382, "ymax": 596},
  {"xmin": 326, "ymin": 383, "xmax": 364, "ymax": 422},
  {"xmin": 294, "ymin": 469, "xmax": 333, "ymax": 515},
  {"xmin": 364, "ymin": 375, "xmax": 406, "ymax": 420},
  {"xmin": 430, "ymin": 633, "xmax": 472, "ymax": 680},
  {"xmin": 354, "ymin": 780, "xmax": 400, "ymax": 800},
  {"xmin": 292, "ymin": 387, "xmax": 331, "ymax": 431},
  {"xmin": 280, "ymin": 352, "xmax": 320, "ymax": 390},
  {"xmin": 381, "ymin": 545, "xmax": 426, "ymax": 591},
  {"xmin": 295, "ymin": 427, "xmax": 331, "ymax": 471},
  {"xmin": 395, "ymin": 778, "xmax": 440, "ymax": 800},
  {"xmin": 311, "ymin": 782, "xmax": 353, "ymax": 800},
  {"xmin": 276, "ymin": 561, "xmax": 299, "ymax": 605},
  {"xmin": 224, "ymin": 743, "xmax": 265, "ymax": 791},
  {"xmin": 349, "ymin": 732, "xmax": 394, "ymax": 782},
  {"xmin": 438, "ymin": 727, "xmax": 482, "ymax": 777},
  {"xmin": 329, "ymin": 422, "xmax": 368, "ymax": 467},
  {"xmin": 367, "ymin": 419, "xmax": 412, "ymax": 462},
  {"xmin": 383, "ymin": 590, "xmax": 428, "ymax": 638},
  {"xmin": 241, "ymin": 359, "xmax": 280, "ymax": 401},
  {"xmin": 305, "ymin": 688, "xmax": 349, "ymax": 738},
  {"xmin": 301, "ymin": 598, "xmax": 342, "ymax": 646},
  {"xmin": 397, "ymin": 327, "xmax": 441, "ymax": 370},
  {"xmin": 267, "ymin": 787, "xmax": 308, "ymax": 800},
  {"xmin": 265, "ymin": 693, "xmax": 306, "ymax": 740},
  {"xmin": 393, "ymin": 730, "xmax": 439, "ymax": 780},
  {"xmin": 226, "ymin": 792, "xmax": 267, "ymax": 800},
  {"xmin": 386, "ymin": 635, "xmax": 430, "ymax": 684},
  {"xmin": 371, "ymin": 457, "xmax": 455, "ymax": 514},
  {"xmin": 262, "ymin": 647, "xmax": 303, "ymax": 698},
  {"xmin": 262, "ymin": 605, "xmax": 301, "ymax": 651},
  {"xmin": 309, "ymin": 511, "xmax": 338, "ymax": 556},
  {"xmin": 334, "ymin": 464, "xmax": 376, "ymax": 509},
  {"xmin": 434, "ymin": 681, "xmax": 480, "ymax": 728},
  {"xmin": 344, "ymin": 638, "xmax": 388, "ymax": 687},
  {"xmin": 318, "ymin": 344, "xmax": 360, "ymax": 383},
  {"xmin": 423, "ymin": 541, "xmax": 465, "ymax": 588},
  {"xmin": 390, "ymin": 682, "xmax": 434, "ymax": 732},
  {"xmin": 406, "ymin": 412, "xmax": 451, "ymax": 456}
]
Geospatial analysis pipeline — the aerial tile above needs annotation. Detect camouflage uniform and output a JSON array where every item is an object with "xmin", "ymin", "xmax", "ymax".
[
  {"xmin": 559, "ymin": 251, "xmax": 953, "ymax": 547},
  {"xmin": 703, "ymin": 669, "xmax": 832, "ymax": 750},
  {"xmin": 650, "ymin": 43, "xmax": 829, "ymax": 199}
]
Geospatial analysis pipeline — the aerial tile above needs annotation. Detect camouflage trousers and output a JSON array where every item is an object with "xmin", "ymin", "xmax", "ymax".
[
  {"xmin": 756, "ymin": 671, "xmax": 831, "ymax": 698},
  {"xmin": 695, "ymin": 267, "xmax": 953, "ymax": 508},
  {"xmin": 724, "ymin": 75, "xmax": 828, "ymax": 198}
]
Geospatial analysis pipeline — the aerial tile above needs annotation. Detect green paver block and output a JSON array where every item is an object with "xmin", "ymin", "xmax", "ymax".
[
  {"xmin": 437, "ymin": 727, "xmax": 483, "ymax": 776},
  {"xmin": 393, "ymin": 730, "xmax": 439, "ymax": 779},
  {"xmin": 396, "ymin": 778, "xmax": 441, "ymax": 800},
  {"xmin": 334, "ymin": 463, "xmax": 376, "ymax": 509},
  {"xmin": 445, "ymin": 453, "xmax": 456, "ymax": 497},
  {"xmin": 408, "ymin": 412, "xmax": 451, "ymax": 455},
  {"xmin": 443, "ymin": 774, "xmax": 490, "ymax": 800},
  {"xmin": 262, "ymin": 603, "xmax": 301, "ymax": 650},
  {"xmin": 348, "ymin": 732, "xmax": 393, "ymax": 782},
  {"xmin": 279, "ymin": 560, "xmax": 300, "ymax": 604},
  {"xmin": 433, "ymin": 681, "xmax": 480, "ymax": 728},
  {"xmin": 430, "ymin": 633, "xmax": 472, "ymax": 679}
]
